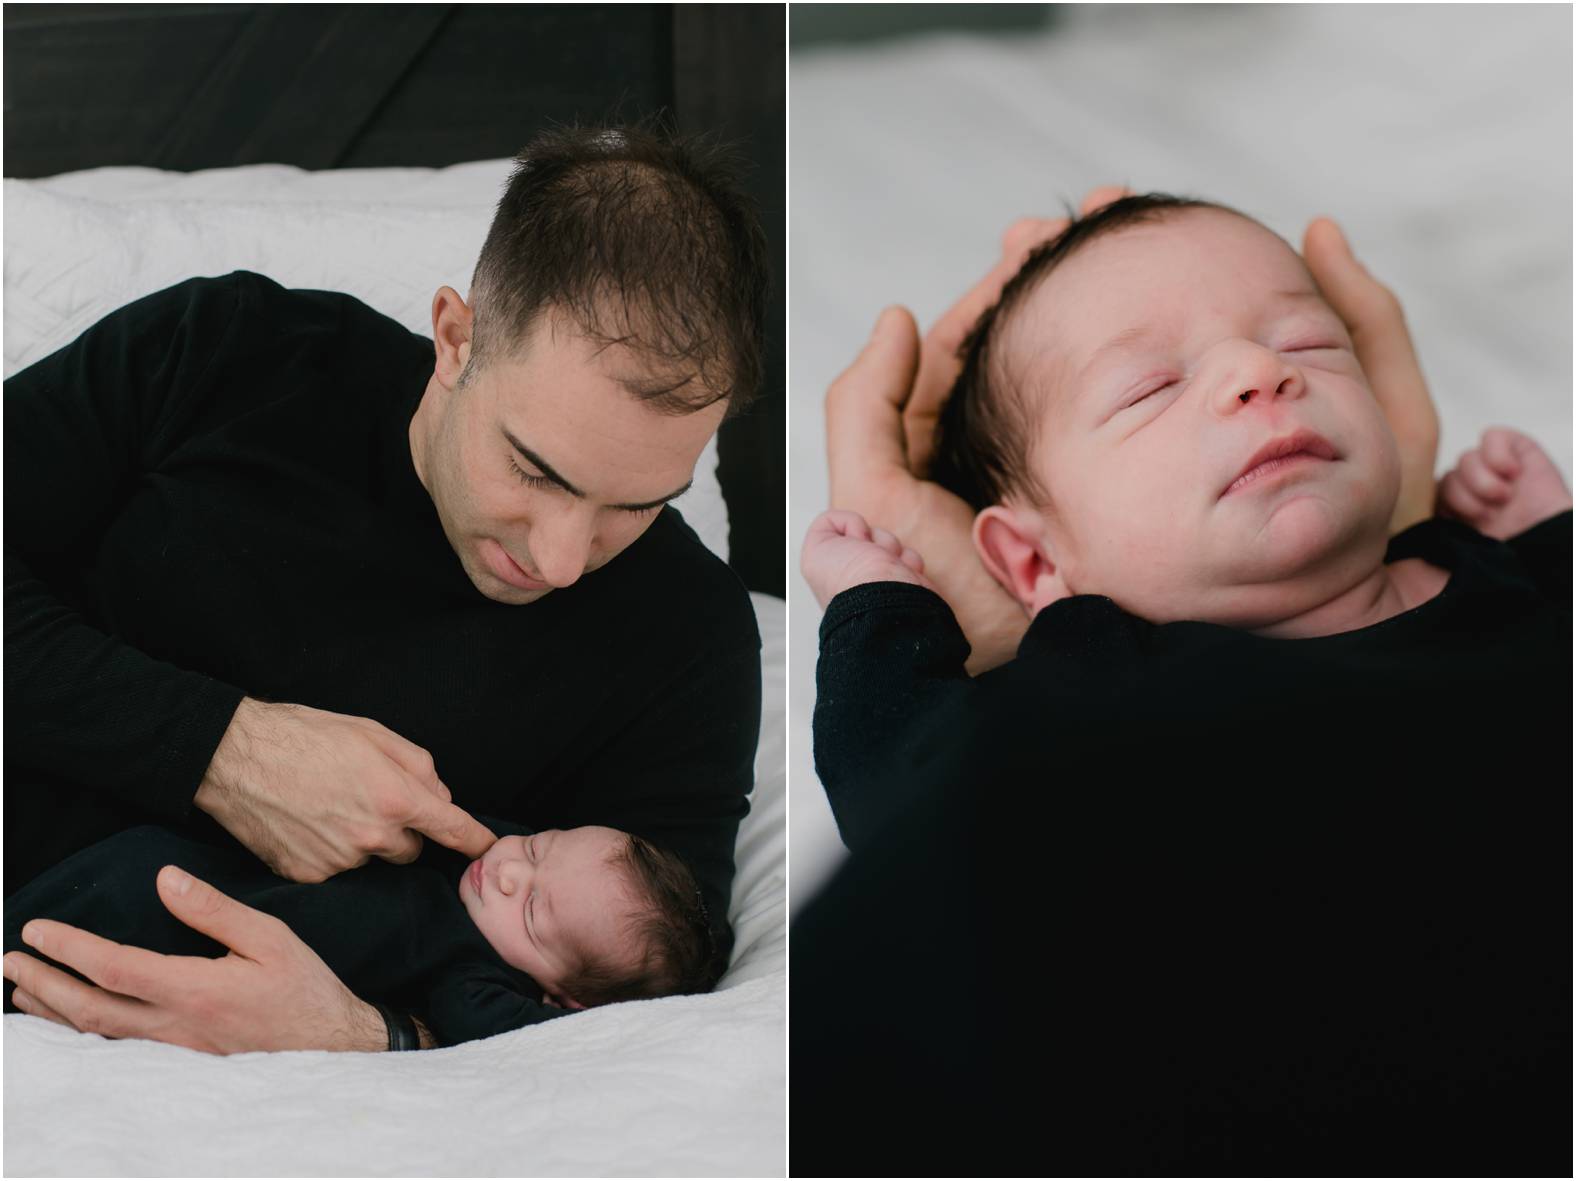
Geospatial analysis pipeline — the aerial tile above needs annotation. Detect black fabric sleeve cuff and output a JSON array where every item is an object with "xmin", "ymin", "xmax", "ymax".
[
  {"xmin": 819, "ymin": 580, "xmax": 965, "ymax": 649},
  {"xmin": 157, "ymin": 681, "xmax": 247, "ymax": 823},
  {"xmin": 812, "ymin": 581, "xmax": 972, "ymax": 854},
  {"xmin": 1504, "ymin": 507, "xmax": 1572, "ymax": 606}
]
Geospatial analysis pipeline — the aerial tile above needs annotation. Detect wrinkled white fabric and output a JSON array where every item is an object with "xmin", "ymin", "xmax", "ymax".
[{"xmin": 3, "ymin": 591, "xmax": 784, "ymax": 1176}]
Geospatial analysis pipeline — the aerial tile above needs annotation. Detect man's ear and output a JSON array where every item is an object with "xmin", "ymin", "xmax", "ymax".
[
  {"xmin": 974, "ymin": 504, "xmax": 1061, "ymax": 615},
  {"xmin": 429, "ymin": 286, "xmax": 474, "ymax": 390}
]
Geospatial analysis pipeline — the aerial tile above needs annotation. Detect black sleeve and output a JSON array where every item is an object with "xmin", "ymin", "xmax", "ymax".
[
  {"xmin": 1503, "ymin": 508, "xmax": 1571, "ymax": 607},
  {"xmin": 812, "ymin": 581, "xmax": 972, "ymax": 854},
  {"xmin": 420, "ymin": 967, "xmax": 576, "ymax": 1047},
  {"xmin": 4, "ymin": 277, "xmax": 249, "ymax": 821},
  {"xmin": 556, "ymin": 602, "xmax": 761, "ymax": 956}
]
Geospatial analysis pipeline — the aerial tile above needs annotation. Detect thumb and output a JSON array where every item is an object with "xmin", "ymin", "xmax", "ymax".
[
  {"xmin": 157, "ymin": 865, "xmax": 276, "ymax": 960},
  {"xmin": 826, "ymin": 306, "xmax": 923, "ymax": 497},
  {"xmin": 1303, "ymin": 215, "xmax": 1432, "ymax": 437}
]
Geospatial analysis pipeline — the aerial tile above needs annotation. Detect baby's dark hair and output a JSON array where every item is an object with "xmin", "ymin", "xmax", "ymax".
[
  {"xmin": 930, "ymin": 193, "xmax": 1240, "ymax": 510},
  {"xmin": 559, "ymin": 833, "xmax": 725, "ymax": 1008}
]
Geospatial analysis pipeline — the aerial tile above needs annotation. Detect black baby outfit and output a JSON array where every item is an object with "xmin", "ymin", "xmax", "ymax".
[
  {"xmin": 4, "ymin": 815, "xmax": 570, "ymax": 1047},
  {"xmin": 796, "ymin": 511, "xmax": 1572, "ymax": 1176}
]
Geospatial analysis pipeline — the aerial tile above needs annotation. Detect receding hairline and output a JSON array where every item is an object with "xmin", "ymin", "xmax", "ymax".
[{"xmin": 459, "ymin": 299, "xmax": 732, "ymax": 413}]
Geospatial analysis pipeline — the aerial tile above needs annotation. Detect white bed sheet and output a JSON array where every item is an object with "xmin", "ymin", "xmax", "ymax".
[
  {"xmin": 788, "ymin": 4, "xmax": 1573, "ymax": 911},
  {"xmin": 2, "ymin": 161, "xmax": 784, "ymax": 1176}
]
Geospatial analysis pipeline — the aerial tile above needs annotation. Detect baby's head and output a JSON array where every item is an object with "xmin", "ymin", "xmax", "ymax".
[
  {"xmin": 932, "ymin": 195, "xmax": 1403, "ymax": 630},
  {"xmin": 459, "ymin": 826, "xmax": 722, "ymax": 1010}
]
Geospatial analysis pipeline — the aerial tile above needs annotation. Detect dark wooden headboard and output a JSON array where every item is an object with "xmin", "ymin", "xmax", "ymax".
[{"xmin": 3, "ymin": 3, "xmax": 785, "ymax": 597}]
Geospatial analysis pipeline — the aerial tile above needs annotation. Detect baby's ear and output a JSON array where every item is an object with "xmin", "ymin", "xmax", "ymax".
[{"xmin": 974, "ymin": 505, "xmax": 1057, "ymax": 614}]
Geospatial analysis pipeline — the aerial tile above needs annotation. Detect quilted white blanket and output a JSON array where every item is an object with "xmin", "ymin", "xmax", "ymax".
[{"xmin": 3, "ymin": 162, "xmax": 785, "ymax": 1176}]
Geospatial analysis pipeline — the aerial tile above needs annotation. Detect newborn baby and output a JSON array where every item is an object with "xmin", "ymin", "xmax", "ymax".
[
  {"xmin": 795, "ymin": 195, "xmax": 1570, "ymax": 1171},
  {"xmin": 4, "ymin": 817, "xmax": 721, "ymax": 1047},
  {"xmin": 810, "ymin": 195, "xmax": 1570, "ymax": 634}
]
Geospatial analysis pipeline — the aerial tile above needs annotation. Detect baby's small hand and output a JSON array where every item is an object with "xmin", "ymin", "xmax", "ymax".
[
  {"xmin": 800, "ymin": 509, "xmax": 934, "ymax": 609},
  {"xmin": 1436, "ymin": 427, "xmax": 1573, "ymax": 541}
]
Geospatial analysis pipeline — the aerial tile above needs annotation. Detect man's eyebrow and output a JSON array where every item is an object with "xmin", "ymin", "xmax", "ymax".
[
  {"xmin": 503, "ymin": 431, "xmax": 584, "ymax": 497},
  {"xmin": 612, "ymin": 480, "xmax": 693, "ymax": 513},
  {"xmin": 503, "ymin": 429, "xmax": 691, "ymax": 510}
]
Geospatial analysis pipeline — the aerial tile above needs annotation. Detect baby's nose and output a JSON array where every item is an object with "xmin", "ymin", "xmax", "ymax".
[
  {"xmin": 496, "ymin": 858, "xmax": 528, "ymax": 896},
  {"xmin": 1208, "ymin": 340, "xmax": 1303, "ymax": 413}
]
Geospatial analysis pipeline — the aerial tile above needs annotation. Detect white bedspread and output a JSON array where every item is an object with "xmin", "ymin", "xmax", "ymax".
[
  {"xmin": 789, "ymin": 4, "xmax": 1572, "ymax": 910},
  {"xmin": 3, "ymin": 161, "xmax": 784, "ymax": 1176}
]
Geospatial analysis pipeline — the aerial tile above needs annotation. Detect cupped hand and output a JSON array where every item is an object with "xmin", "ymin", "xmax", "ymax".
[
  {"xmin": 825, "ymin": 187, "xmax": 1126, "ymax": 673},
  {"xmin": 195, "ymin": 698, "xmax": 497, "ymax": 883},
  {"xmin": 2, "ymin": 865, "xmax": 388, "ymax": 1053},
  {"xmin": 825, "ymin": 186, "xmax": 1444, "ymax": 673}
]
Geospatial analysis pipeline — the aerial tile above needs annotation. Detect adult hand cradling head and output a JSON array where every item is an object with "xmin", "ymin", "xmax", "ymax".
[{"xmin": 823, "ymin": 187, "xmax": 1441, "ymax": 668}]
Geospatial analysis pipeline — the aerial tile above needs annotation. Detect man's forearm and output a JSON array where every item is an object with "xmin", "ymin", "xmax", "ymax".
[
  {"xmin": 339, "ymin": 997, "xmax": 394, "ymax": 1052},
  {"xmin": 341, "ymin": 1001, "xmax": 437, "ymax": 1052},
  {"xmin": 412, "ymin": 1015, "xmax": 438, "ymax": 1050}
]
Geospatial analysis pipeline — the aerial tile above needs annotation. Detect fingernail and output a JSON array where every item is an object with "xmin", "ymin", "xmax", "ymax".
[
  {"xmin": 19, "ymin": 922, "xmax": 39, "ymax": 947},
  {"xmin": 164, "ymin": 865, "xmax": 192, "ymax": 896},
  {"xmin": 3, "ymin": 953, "xmax": 17, "ymax": 980}
]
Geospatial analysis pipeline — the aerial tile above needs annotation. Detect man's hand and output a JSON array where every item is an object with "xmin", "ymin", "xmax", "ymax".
[
  {"xmin": 196, "ymin": 698, "xmax": 497, "ymax": 883},
  {"xmin": 826, "ymin": 188, "xmax": 1444, "ymax": 673},
  {"xmin": 1301, "ymin": 216, "xmax": 1441, "ymax": 536},
  {"xmin": 825, "ymin": 190, "xmax": 1123, "ymax": 674},
  {"xmin": 2, "ymin": 865, "xmax": 389, "ymax": 1053}
]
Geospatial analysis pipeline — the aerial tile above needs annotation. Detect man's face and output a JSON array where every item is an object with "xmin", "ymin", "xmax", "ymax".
[
  {"xmin": 1014, "ymin": 208, "xmax": 1401, "ymax": 627},
  {"xmin": 458, "ymin": 827, "xmax": 638, "ymax": 1008},
  {"xmin": 421, "ymin": 309, "xmax": 726, "ymax": 605}
]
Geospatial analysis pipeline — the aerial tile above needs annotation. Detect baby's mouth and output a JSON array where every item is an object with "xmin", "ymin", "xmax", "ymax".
[{"xmin": 1221, "ymin": 430, "xmax": 1338, "ymax": 498}]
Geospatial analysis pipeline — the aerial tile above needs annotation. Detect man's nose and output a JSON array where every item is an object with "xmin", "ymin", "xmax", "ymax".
[
  {"xmin": 1206, "ymin": 340, "xmax": 1305, "ymax": 416},
  {"xmin": 531, "ymin": 511, "xmax": 596, "ymax": 589}
]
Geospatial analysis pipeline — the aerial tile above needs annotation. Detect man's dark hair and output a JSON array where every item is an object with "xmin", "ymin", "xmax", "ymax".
[
  {"xmin": 930, "ymin": 193, "xmax": 1239, "ymax": 510},
  {"xmin": 463, "ymin": 119, "xmax": 770, "ymax": 417},
  {"xmin": 558, "ymin": 833, "xmax": 726, "ymax": 1008}
]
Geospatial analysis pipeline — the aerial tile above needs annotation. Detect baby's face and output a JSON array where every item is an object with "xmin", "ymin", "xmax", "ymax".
[
  {"xmin": 1008, "ymin": 208, "xmax": 1401, "ymax": 627},
  {"xmin": 459, "ymin": 826, "xmax": 637, "ymax": 1009}
]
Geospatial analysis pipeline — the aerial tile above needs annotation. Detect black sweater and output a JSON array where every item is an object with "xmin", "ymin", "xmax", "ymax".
[
  {"xmin": 3, "ymin": 817, "xmax": 571, "ymax": 1047},
  {"xmin": 795, "ymin": 511, "xmax": 1572, "ymax": 1176},
  {"xmin": 4, "ymin": 271, "xmax": 760, "ymax": 948}
]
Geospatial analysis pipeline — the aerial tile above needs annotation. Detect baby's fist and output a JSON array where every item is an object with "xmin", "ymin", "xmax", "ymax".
[
  {"xmin": 1436, "ymin": 427, "xmax": 1572, "ymax": 541},
  {"xmin": 801, "ymin": 509, "xmax": 934, "ymax": 609}
]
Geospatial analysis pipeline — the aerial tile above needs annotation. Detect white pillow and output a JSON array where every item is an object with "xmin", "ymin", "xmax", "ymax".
[{"xmin": 2, "ymin": 164, "xmax": 731, "ymax": 562}]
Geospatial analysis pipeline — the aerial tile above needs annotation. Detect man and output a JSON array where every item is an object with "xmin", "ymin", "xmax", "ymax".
[{"xmin": 3, "ymin": 123, "xmax": 769, "ymax": 1052}]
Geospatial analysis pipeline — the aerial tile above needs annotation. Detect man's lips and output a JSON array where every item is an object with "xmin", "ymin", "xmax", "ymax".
[
  {"xmin": 1222, "ymin": 429, "xmax": 1338, "ymax": 498},
  {"xmin": 485, "ymin": 540, "xmax": 549, "ymax": 590}
]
